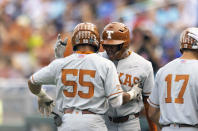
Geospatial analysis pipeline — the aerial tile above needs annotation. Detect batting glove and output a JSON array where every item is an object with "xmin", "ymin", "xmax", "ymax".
[
  {"xmin": 54, "ymin": 34, "xmax": 67, "ymax": 59},
  {"xmin": 37, "ymin": 89, "xmax": 55, "ymax": 117},
  {"xmin": 127, "ymin": 83, "xmax": 142, "ymax": 101}
]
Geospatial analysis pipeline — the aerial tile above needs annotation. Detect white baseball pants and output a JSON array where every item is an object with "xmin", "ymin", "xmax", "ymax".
[{"xmin": 58, "ymin": 110, "xmax": 107, "ymax": 131}]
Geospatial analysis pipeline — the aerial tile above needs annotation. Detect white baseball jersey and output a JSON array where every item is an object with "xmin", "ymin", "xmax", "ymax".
[
  {"xmin": 31, "ymin": 52, "xmax": 123, "ymax": 114},
  {"xmin": 100, "ymin": 51, "xmax": 154, "ymax": 116},
  {"xmin": 148, "ymin": 58, "xmax": 198, "ymax": 125}
]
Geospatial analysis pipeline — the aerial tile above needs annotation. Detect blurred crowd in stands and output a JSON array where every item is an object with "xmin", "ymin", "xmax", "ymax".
[{"xmin": 0, "ymin": 0, "xmax": 198, "ymax": 79}]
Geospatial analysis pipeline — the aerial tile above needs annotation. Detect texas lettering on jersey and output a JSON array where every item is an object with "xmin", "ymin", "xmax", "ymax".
[{"xmin": 118, "ymin": 72, "xmax": 140, "ymax": 88}]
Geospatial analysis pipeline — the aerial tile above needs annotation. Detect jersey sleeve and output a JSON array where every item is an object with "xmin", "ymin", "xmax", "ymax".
[
  {"xmin": 30, "ymin": 60, "xmax": 58, "ymax": 85},
  {"xmin": 142, "ymin": 62, "xmax": 154, "ymax": 96},
  {"xmin": 147, "ymin": 71, "xmax": 160, "ymax": 108},
  {"xmin": 104, "ymin": 62, "xmax": 123, "ymax": 100}
]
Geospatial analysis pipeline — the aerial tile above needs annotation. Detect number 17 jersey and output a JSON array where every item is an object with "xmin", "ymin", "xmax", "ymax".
[{"xmin": 148, "ymin": 58, "xmax": 198, "ymax": 125}]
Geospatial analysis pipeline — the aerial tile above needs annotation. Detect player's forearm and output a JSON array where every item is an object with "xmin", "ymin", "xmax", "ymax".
[
  {"xmin": 28, "ymin": 80, "xmax": 54, "ymax": 117},
  {"xmin": 150, "ymin": 112, "xmax": 160, "ymax": 127},
  {"xmin": 110, "ymin": 92, "xmax": 137, "ymax": 108},
  {"xmin": 109, "ymin": 94, "xmax": 123, "ymax": 108},
  {"xmin": 148, "ymin": 111, "xmax": 161, "ymax": 130},
  {"xmin": 28, "ymin": 80, "xmax": 49, "ymax": 98},
  {"xmin": 28, "ymin": 80, "xmax": 42, "ymax": 95},
  {"xmin": 144, "ymin": 96, "xmax": 159, "ymax": 131}
]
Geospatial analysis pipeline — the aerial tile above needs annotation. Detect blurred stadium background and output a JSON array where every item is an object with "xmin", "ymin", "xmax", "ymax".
[{"xmin": 0, "ymin": 0, "xmax": 197, "ymax": 130}]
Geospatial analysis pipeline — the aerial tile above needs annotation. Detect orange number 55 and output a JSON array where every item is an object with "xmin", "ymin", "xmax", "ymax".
[
  {"xmin": 61, "ymin": 69, "xmax": 96, "ymax": 99},
  {"xmin": 165, "ymin": 74, "xmax": 189, "ymax": 104}
]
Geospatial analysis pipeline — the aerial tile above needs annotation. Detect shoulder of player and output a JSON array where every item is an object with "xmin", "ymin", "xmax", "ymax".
[
  {"xmin": 132, "ymin": 52, "xmax": 150, "ymax": 62},
  {"xmin": 130, "ymin": 52, "xmax": 153, "ymax": 68},
  {"xmin": 86, "ymin": 53, "xmax": 113, "ymax": 64},
  {"xmin": 51, "ymin": 54, "xmax": 75, "ymax": 65},
  {"xmin": 156, "ymin": 59, "xmax": 178, "ymax": 77},
  {"xmin": 47, "ymin": 58, "xmax": 65, "ymax": 70},
  {"xmin": 97, "ymin": 51, "xmax": 105, "ymax": 56},
  {"xmin": 97, "ymin": 51, "xmax": 109, "ymax": 59}
]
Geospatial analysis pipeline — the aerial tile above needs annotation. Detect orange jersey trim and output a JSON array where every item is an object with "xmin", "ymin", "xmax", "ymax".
[
  {"xmin": 107, "ymin": 91, "xmax": 123, "ymax": 98},
  {"xmin": 31, "ymin": 76, "xmax": 36, "ymax": 84},
  {"xmin": 76, "ymin": 51, "xmax": 94, "ymax": 54}
]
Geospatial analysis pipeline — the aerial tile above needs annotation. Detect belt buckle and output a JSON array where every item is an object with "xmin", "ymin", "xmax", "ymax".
[
  {"xmin": 170, "ymin": 123, "xmax": 179, "ymax": 128},
  {"xmin": 128, "ymin": 114, "xmax": 136, "ymax": 120},
  {"xmin": 108, "ymin": 116, "xmax": 113, "ymax": 122},
  {"xmin": 73, "ymin": 109, "xmax": 82, "ymax": 115}
]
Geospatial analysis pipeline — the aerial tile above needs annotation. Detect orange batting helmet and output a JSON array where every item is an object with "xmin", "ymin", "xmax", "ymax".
[{"xmin": 72, "ymin": 22, "xmax": 100, "ymax": 52}]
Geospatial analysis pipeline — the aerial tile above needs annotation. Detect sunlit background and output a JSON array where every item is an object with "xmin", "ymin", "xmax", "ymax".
[{"xmin": 0, "ymin": 0, "xmax": 197, "ymax": 130}]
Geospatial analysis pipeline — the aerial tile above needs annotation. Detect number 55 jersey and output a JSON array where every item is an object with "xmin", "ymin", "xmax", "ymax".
[
  {"xmin": 148, "ymin": 58, "xmax": 198, "ymax": 126},
  {"xmin": 30, "ymin": 52, "xmax": 123, "ymax": 114}
]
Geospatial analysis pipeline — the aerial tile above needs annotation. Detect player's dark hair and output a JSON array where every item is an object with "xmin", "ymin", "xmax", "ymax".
[
  {"xmin": 182, "ymin": 48, "xmax": 198, "ymax": 53},
  {"xmin": 75, "ymin": 44, "xmax": 97, "ymax": 52}
]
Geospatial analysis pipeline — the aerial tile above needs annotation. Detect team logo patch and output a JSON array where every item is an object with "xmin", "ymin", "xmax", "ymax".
[{"xmin": 106, "ymin": 30, "xmax": 114, "ymax": 39}]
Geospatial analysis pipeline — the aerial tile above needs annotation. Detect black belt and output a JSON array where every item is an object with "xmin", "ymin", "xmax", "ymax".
[
  {"xmin": 161, "ymin": 123, "xmax": 198, "ymax": 128},
  {"xmin": 108, "ymin": 113, "xmax": 139, "ymax": 123},
  {"xmin": 64, "ymin": 108, "xmax": 95, "ymax": 114}
]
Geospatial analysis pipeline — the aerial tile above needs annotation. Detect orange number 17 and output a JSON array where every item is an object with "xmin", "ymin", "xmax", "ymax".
[{"xmin": 165, "ymin": 74, "xmax": 189, "ymax": 104}]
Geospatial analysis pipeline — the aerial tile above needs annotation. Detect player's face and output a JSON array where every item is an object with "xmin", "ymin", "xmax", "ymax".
[{"xmin": 102, "ymin": 44, "xmax": 122, "ymax": 60}]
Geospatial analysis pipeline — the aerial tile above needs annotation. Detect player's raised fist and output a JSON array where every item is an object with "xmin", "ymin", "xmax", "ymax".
[{"xmin": 54, "ymin": 34, "xmax": 67, "ymax": 59}]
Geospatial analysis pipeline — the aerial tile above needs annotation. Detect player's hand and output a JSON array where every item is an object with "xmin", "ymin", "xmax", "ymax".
[
  {"xmin": 38, "ymin": 94, "xmax": 55, "ymax": 117},
  {"xmin": 127, "ymin": 83, "xmax": 142, "ymax": 101},
  {"xmin": 54, "ymin": 34, "xmax": 67, "ymax": 59}
]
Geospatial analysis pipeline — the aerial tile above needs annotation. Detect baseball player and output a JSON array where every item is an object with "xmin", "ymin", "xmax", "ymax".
[
  {"xmin": 148, "ymin": 27, "xmax": 198, "ymax": 131},
  {"xmin": 54, "ymin": 22, "xmax": 156, "ymax": 131},
  {"xmin": 100, "ymin": 22, "xmax": 156, "ymax": 131},
  {"xmin": 28, "ymin": 22, "xmax": 142, "ymax": 131}
]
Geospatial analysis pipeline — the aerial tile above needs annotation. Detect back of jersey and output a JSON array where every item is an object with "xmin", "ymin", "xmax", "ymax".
[
  {"xmin": 55, "ymin": 53, "xmax": 122, "ymax": 114},
  {"xmin": 153, "ymin": 58, "xmax": 198, "ymax": 125}
]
